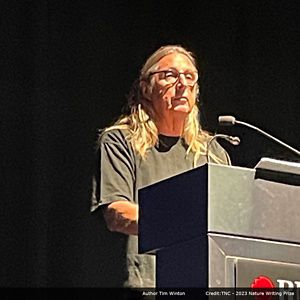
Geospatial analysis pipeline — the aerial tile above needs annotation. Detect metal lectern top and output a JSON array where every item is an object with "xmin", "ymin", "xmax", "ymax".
[
  {"xmin": 138, "ymin": 159, "xmax": 300, "ymax": 288},
  {"xmin": 139, "ymin": 160, "xmax": 300, "ymax": 253}
]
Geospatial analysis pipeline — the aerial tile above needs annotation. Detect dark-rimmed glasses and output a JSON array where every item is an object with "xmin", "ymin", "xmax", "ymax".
[{"xmin": 149, "ymin": 69, "xmax": 198, "ymax": 86}]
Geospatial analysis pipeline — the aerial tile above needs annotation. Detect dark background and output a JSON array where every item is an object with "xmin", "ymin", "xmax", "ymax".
[{"xmin": 1, "ymin": 0, "xmax": 299, "ymax": 287}]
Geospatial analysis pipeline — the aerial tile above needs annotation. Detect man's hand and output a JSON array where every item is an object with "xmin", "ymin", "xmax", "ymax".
[{"xmin": 103, "ymin": 200, "xmax": 139, "ymax": 235}]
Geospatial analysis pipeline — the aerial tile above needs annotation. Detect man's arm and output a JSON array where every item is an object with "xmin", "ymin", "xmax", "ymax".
[{"xmin": 103, "ymin": 200, "xmax": 139, "ymax": 235}]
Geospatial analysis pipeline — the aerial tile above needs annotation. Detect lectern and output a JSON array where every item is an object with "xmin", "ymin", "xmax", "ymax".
[{"xmin": 138, "ymin": 159, "xmax": 300, "ymax": 288}]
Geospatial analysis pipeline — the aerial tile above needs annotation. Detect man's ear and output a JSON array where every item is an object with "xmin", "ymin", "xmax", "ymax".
[{"xmin": 140, "ymin": 81, "xmax": 151, "ymax": 101}]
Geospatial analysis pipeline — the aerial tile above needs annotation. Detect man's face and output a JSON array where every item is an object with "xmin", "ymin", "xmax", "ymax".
[{"xmin": 147, "ymin": 53, "xmax": 198, "ymax": 121}]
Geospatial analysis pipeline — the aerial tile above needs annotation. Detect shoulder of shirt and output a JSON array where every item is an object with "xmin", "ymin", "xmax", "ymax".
[
  {"xmin": 209, "ymin": 139, "xmax": 227, "ymax": 154},
  {"xmin": 209, "ymin": 138, "xmax": 231, "ymax": 165},
  {"xmin": 98, "ymin": 128, "xmax": 131, "ymax": 146}
]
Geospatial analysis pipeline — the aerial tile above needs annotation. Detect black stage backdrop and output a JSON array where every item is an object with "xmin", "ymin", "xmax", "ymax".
[{"xmin": 1, "ymin": 0, "xmax": 299, "ymax": 287}]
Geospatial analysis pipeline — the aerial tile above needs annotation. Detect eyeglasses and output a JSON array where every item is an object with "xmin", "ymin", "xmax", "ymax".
[{"xmin": 149, "ymin": 69, "xmax": 198, "ymax": 86}]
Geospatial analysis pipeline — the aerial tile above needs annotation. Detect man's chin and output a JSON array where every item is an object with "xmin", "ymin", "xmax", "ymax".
[{"xmin": 173, "ymin": 105, "xmax": 190, "ymax": 113}]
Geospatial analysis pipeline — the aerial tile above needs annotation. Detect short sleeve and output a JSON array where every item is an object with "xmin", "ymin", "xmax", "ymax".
[
  {"xmin": 90, "ymin": 129, "xmax": 136, "ymax": 212},
  {"xmin": 209, "ymin": 140, "xmax": 232, "ymax": 165}
]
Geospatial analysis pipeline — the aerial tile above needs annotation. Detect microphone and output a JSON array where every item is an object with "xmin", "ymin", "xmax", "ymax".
[
  {"xmin": 206, "ymin": 134, "xmax": 240, "ymax": 163},
  {"xmin": 218, "ymin": 115, "xmax": 300, "ymax": 156},
  {"xmin": 218, "ymin": 115, "xmax": 236, "ymax": 126}
]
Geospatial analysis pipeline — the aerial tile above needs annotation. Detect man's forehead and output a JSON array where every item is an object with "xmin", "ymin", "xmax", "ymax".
[{"xmin": 157, "ymin": 53, "xmax": 197, "ymax": 71}]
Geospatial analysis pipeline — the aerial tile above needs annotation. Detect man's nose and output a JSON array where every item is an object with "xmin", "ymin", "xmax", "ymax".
[{"xmin": 176, "ymin": 74, "xmax": 188, "ymax": 88}]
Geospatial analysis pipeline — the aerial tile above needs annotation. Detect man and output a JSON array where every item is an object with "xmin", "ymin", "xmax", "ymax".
[{"xmin": 91, "ymin": 45, "xmax": 230, "ymax": 289}]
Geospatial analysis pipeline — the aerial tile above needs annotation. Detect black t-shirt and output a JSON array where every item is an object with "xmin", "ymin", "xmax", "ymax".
[{"xmin": 91, "ymin": 129, "xmax": 231, "ymax": 288}]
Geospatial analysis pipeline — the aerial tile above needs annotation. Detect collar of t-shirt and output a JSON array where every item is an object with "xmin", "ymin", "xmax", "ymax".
[{"xmin": 156, "ymin": 134, "xmax": 181, "ymax": 152}]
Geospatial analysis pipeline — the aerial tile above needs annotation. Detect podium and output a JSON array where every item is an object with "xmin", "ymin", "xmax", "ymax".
[{"xmin": 138, "ymin": 159, "xmax": 300, "ymax": 288}]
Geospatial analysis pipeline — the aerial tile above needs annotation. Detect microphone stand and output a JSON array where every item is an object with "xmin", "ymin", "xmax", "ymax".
[
  {"xmin": 206, "ymin": 134, "xmax": 240, "ymax": 163},
  {"xmin": 235, "ymin": 120, "xmax": 300, "ymax": 157},
  {"xmin": 218, "ymin": 115, "xmax": 300, "ymax": 157}
]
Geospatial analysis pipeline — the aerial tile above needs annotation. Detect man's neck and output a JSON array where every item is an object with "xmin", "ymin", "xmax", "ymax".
[{"xmin": 156, "ymin": 115, "xmax": 186, "ymax": 136}]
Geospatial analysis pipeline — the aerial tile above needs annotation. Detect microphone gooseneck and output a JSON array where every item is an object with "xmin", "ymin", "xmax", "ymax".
[
  {"xmin": 218, "ymin": 115, "xmax": 300, "ymax": 157},
  {"xmin": 206, "ymin": 134, "xmax": 240, "ymax": 163}
]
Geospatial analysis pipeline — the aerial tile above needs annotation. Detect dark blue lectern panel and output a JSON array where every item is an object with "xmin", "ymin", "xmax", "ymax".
[
  {"xmin": 138, "ymin": 164, "xmax": 208, "ymax": 254},
  {"xmin": 156, "ymin": 237, "xmax": 207, "ymax": 288},
  {"xmin": 138, "ymin": 165, "xmax": 209, "ymax": 287}
]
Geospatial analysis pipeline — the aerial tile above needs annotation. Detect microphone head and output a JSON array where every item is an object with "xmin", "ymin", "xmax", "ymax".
[
  {"xmin": 218, "ymin": 115, "xmax": 236, "ymax": 126},
  {"xmin": 229, "ymin": 136, "xmax": 241, "ymax": 145}
]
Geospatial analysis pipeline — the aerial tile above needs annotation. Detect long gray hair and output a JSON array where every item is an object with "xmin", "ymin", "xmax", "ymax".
[{"xmin": 103, "ymin": 45, "xmax": 209, "ymax": 164}]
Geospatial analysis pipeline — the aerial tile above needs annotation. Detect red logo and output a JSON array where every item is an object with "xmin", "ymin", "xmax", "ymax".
[
  {"xmin": 251, "ymin": 276, "xmax": 275, "ymax": 288},
  {"xmin": 250, "ymin": 276, "xmax": 275, "ymax": 300}
]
